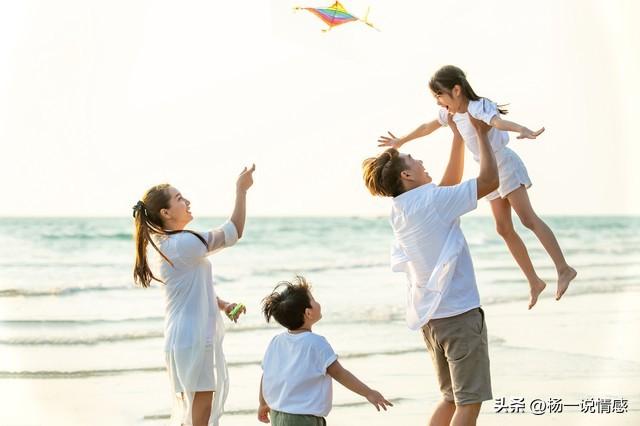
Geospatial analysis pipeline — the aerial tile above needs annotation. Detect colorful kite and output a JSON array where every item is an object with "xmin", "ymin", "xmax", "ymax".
[{"xmin": 295, "ymin": 1, "xmax": 379, "ymax": 32}]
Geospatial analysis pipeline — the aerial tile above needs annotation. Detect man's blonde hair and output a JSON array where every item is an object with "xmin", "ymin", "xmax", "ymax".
[{"xmin": 362, "ymin": 148, "xmax": 407, "ymax": 197}]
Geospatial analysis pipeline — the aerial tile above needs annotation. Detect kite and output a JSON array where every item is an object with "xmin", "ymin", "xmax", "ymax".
[{"xmin": 294, "ymin": 1, "xmax": 379, "ymax": 32}]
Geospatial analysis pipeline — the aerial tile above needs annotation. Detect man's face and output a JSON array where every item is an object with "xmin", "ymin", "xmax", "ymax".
[{"xmin": 399, "ymin": 153, "xmax": 432, "ymax": 185}]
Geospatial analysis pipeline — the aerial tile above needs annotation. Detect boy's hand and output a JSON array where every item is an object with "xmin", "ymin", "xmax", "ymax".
[
  {"xmin": 377, "ymin": 131, "xmax": 404, "ymax": 149},
  {"xmin": 366, "ymin": 390, "xmax": 393, "ymax": 412},
  {"xmin": 258, "ymin": 403, "xmax": 271, "ymax": 423},
  {"xmin": 224, "ymin": 303, "xmax": 246, "ymax": 323},
  {"xmin": 237, "ymin": 164, "xmax": 256, "ymax": 193},
  {"xmin": 517, "ymin": 126, "xmax": 545, "ymax": 139}
]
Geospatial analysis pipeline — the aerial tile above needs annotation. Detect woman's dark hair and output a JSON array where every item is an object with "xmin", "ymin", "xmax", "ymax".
[
  {"xmin": 262, "ymin": 276, "xmax": 312, "ymax": 330},
  {"xmin": 429, "ymin": 65, "xmax": 508, "ymax": 115},
  {"xmin": 132, "ymin": 184, "xmax": 207, "ymax": 288},
  {"xmin": 362, "ymin": 148, "xmax": 408, "ymax": 197}
]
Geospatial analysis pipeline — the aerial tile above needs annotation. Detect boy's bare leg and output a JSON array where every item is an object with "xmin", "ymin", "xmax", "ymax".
[
  {"xmin": 451, "ymin": 403, "xmax": 481, "ymax": 426},
  {"xmin": 507, "ymin": 186, "xmax": 577, "ymax": 300},
  {"xmin": 428, "ymin": 399, "xmax": 456, "ymax": 426},
  {"xmin": 490, "ymin": 197, "xmax": 546, "ymax": 309}
]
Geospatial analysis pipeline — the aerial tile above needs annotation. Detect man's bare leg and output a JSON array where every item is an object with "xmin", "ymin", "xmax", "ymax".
[{"xmin": 428, "ymin": 399, "xmax": 456, "ymax": 426}]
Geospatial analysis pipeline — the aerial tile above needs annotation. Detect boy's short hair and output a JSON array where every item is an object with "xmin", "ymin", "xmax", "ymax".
[
  {"xmin": 262, "ymin": 276, "xmax": 312, "ymax": 330},
  {"xmin": 362, "ymin": 148, "xmax": 408, "ymax": 197}
]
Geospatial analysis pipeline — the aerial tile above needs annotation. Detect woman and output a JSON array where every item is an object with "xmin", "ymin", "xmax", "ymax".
[{"xmin": 132, "ymin": 164, "xmax": 255, "ymax": 426}]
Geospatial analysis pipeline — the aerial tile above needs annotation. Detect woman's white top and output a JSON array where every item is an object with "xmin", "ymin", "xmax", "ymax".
[
  {"xmin": 437, "ymin": 98, "xmax": 510, "ymax": 162},
  {"xmin": 153, "ymin": 221, "xmax": 238, "ymax": 426}
]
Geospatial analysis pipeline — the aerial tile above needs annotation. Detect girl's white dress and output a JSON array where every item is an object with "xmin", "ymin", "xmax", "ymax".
[
  {"xmin": 153, "ymin": 221, "xmax": 238, "ymax": 426},
  {"xmin": 437, "ymin": 98, "xmax": 532, "ymax": 200}
]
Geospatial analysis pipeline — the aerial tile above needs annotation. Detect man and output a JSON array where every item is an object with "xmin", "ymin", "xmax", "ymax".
[{"xmin": 362, "ymin": 116, "xmax": 498, "ymax": 426}]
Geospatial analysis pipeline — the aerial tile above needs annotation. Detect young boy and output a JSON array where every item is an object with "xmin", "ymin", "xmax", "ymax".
[{"xmin": 258, "ymin": 276, "xmax": 392, "ymax": 425}]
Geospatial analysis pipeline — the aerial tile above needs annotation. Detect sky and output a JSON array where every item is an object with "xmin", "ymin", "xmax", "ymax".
[{"xmin": 0, "ymin": 0, "xmax": 638, "ymax": 217}]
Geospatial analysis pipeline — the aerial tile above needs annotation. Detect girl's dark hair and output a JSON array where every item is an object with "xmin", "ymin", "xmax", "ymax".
[
  {"xmin": 132, "ymin": 184, "xmax": 207, "ymax": 288},
  {"xmin": 362, "ymin": 148, "xmax": 408, "ymax": 197},
  {"xmin": 262, "ymin": 276, "xmax": 312, "ymax": 330},
  {"xmin": 429, "ymin": 65, "xmax": 508, "ymax": 115}
]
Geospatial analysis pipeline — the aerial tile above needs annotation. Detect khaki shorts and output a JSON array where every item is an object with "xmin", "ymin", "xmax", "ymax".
[
  {"xmin": 271, "ymin": 410, "xmax": 326, "ymax": 426},
  {"xmin": 421, "ymin": 308, "xmax": 492, "ymax": 405}
]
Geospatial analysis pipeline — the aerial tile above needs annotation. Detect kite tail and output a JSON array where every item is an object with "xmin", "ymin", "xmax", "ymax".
[{"xmin": 361, "ymin": 7, "xmax": 380, "ymax": 31}]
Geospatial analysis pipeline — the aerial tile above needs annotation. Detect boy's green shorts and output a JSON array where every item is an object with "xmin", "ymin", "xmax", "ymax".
[{"xmin": 271, "ymin": 410, "xmax": 326, "ymax": 426}]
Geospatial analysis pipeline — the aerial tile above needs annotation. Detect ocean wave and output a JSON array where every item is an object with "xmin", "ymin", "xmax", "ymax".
[
  {"xmin": 143, "ymin": 397, "xmax": 411, "ymax": 420},
  {"xmin": 0, "ymin": 285, "xmax": 130, "ymax": 298},
  {"xmin": 0, "ymin": 347, "xmax": 429, "ymax": 379},
  {"xmin": 0, "ymin": 316, "xmax": 163, "ymax": 326},
  {"xmin": 1, "ymin": 341, "xmax": 508, "ymax": 379},
  {"xmin": 252, "ymin": 261, "xmax": 388, "ymax": 277},
  {"xmin": 0, "ymin": 331, "xmax": 164, "ymax": 346},
  {"xmin": 491, "ymin": 274, "xmax": 639, "ymax": 286},
  {"xmin": 482, "ymin": 281, "xmax": 639, "ymax": 306},
  {"xmin": 0, "ymin": 318, "xmax": 404, "ymax": 346},
  {"xmin": 41, "ymin": 232, "xmax": 133, "ymax": 241}
]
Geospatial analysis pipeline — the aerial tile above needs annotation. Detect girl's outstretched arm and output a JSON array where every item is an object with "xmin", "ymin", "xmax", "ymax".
[
  {"xmin": 490, "ymin": 116, "xmax": 545, "ymax": 139},
  {"xmin": 327, "ymin": 360, "xmax": 393, "ymax": 411},
  {"xmin": 377, "ymin": 119, "xmax": 441, "ymax": 149}
]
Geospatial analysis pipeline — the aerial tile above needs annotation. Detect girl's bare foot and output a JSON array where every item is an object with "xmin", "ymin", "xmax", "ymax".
[
  {"xmin": 528, "ymin": 278, "xmax": 547, "ymax": 310},
  {"xmin": 556, "ymin": 266, "xmax": 577, "ymax": 300}
]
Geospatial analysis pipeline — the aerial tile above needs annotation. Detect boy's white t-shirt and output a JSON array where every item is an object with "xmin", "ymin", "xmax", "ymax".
[
  {"xmin": 261, "ymin": 331, "xmax": 338, "ymax": 417},
  {"xmin": 390, "ymin": 180, "xmax": 480, "ymax": 329},
  {"xmin": 437, "ymin": 98, "xmax": 510, "ymax": 162}
]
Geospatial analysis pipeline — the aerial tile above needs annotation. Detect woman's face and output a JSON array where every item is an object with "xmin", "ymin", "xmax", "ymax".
[
  {"xmin": 162, "ymin": 187, "xmax": 193, "ymax": 228},
  {"xmin": 432, "ymin": 84, "xmax": 463, "ymax": 114}
]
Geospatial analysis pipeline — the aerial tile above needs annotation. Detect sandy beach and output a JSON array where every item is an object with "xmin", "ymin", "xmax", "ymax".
[
  {"xmin": 214, "ymin": 289, "xmax": 640, "ymax": 426},
  {"xmin": 5, "ymin": 289, "xmax": 638, "ymax": 426},
  {"xmin": 2, "ymin": 216, "xmax": 638, "ymax": 426}
]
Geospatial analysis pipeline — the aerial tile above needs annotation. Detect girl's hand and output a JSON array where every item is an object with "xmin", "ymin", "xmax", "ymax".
[
  {"xmin": 366, "ymin": 390, "xmax": 393, "ymax": 412},
  {"xmin": 225, "ymin": 302, "xmax": 247, "ymax": 323},
  {"xmin": 517, "ymin": 127, "xmax": 545, "ymax": 139},
  {"xmin": 237, "ymin": 164, "xmax": 256, "ymax": 193},
  {"xmin": 377, "ymin": 131, "xmax": 404, "ymax": 149},
  {"xmin": 258, "ymin": 403, "xmax": 271, "ymax": 423}
]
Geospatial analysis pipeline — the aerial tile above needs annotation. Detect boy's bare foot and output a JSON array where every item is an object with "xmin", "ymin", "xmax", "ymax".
[
  {"xmin": 528, "ymin": 278, "xmax": 547, "ymax": 310},
  {"xmin": 556, "ymin": 266, "xmax": 577, "ymax": 300}
]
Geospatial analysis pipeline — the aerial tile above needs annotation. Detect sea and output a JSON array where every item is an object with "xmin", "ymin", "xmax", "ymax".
[{"xmin": 1, "ymin": 216, "xmax": 639, "ymax": 424}]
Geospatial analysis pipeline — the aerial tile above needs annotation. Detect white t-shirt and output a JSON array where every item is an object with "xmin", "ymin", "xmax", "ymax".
[
  {"xmin": 390, "ymin": 180, "xmax": 480, "ymax": 329},
  {"xmin": 438, "ymin": 98, "xmax": 510, "ymax": 162},
  {"xmin": 261, "ymin": 331, "xmax": 338, "ymax": 417},
  {"xmin": 154, "ymin": 221, "xmax": 238, "ymax": 350}
]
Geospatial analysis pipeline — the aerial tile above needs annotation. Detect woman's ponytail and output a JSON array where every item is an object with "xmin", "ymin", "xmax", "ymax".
[{"xmin": 132, "ymin": 184, "xmax": 173, "ymax": 287}]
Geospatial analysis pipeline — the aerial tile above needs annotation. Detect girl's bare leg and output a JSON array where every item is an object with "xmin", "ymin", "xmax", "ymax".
[
  {"xmin": 490, "ymin": 196, "xmax": 546, "ymax": 309},
  {"xmin": 506, "ymin": 186, "xmax": 577, "ymax": 300}
]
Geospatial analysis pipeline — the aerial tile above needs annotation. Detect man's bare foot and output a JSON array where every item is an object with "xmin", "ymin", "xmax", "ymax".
[
  {"xmin": 528, "ymin": 278, "xmax": 547, "ymax": 310},
  {"xmin": 556, "ymin": 266, "xmax": 577, "ymax": 300}
]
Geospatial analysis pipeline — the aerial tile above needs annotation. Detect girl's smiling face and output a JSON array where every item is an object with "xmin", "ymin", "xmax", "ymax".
[{"xmin": 432, "ymin": 84, "xmax": 465, "ymax": 114}]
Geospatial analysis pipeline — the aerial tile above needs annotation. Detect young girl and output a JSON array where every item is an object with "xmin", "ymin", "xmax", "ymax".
[
  {"xmin": 132, "ymin": 164, "xmax": 254, "ymax": 426},
  {"xmin": 258, "ymin": 276, "xmax": 392, "ymax": 425},
  {"xmin": 378, "ymin": 65, "xmax": 576, "ymax": 309}
]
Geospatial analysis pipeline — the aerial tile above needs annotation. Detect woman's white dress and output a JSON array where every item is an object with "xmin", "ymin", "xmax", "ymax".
[{"xmin": 153, "ymin": 221, "xmax": 238, "ymax": 426}]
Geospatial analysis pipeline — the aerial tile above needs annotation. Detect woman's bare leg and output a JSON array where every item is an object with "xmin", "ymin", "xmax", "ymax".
[{"xmin": 192, "ymin": 391, "xmax": 213, "ymax": 426}]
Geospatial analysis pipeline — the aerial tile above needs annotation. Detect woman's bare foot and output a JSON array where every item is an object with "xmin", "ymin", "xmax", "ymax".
[
  {"xmin": 556, "ymin": 266, "xmax": 577, "ymax": 300},
  {"xmin": 528, "ymin": 278, "xmax": 547, "ymax": 310}
]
